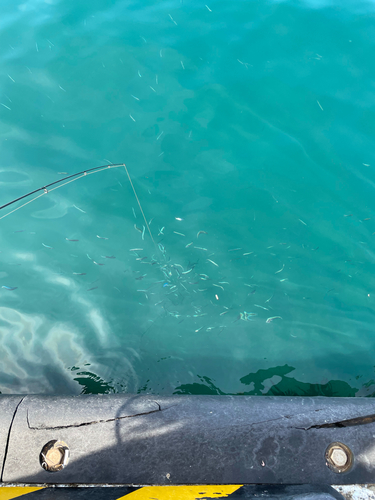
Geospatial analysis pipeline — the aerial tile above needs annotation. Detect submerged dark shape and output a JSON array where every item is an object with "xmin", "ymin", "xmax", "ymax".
[{"xmin": 173, "ymin": 365, "xmax": 358, "ymax": 398}]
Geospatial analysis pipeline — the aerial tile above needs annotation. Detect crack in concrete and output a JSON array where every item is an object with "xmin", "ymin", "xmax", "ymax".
[
  {"xmin": 208, "ymin": 408, "xmax": 326, "ymax": 432},
  {"xmin": 1, "ymin": 396, "xmax": 26, "ymax": 482},
  {"xmin": 295, "ymin": 413, "xmax": 375, "ymax": 430},
  {"xmin": 26, "ymin": 401, "xmax": 169, "ymax": 430}
]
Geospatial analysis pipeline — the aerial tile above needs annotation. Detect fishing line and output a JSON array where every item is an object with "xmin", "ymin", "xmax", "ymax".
[
  {"xmin": 0, "ymin": 163, "xmax": 158, "ymax": 253},
  {"xmin": 123, "ymin": 164, "xmax": 158, "ymax": 252}
]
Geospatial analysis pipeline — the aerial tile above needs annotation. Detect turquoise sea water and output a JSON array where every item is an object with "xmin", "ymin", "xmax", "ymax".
[{"xmin": 1, "ymin": 0, "xmax": 375, "ymax": 397}]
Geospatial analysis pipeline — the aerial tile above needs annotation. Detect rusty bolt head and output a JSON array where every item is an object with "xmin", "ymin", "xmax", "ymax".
[
  {"xmin": 331, "ymin": 448, "xmax": 347, "ymax": 467},
  {"xmin": 325, "ymin": 442, "xmax": 353, "ymax": 473},
  {"xmin": 40, "ymin": 440, "xmax": 70, "ymax": 472}
]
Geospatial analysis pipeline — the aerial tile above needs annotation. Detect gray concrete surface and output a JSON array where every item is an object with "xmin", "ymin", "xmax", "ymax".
[{"xmin": 333, "ymin": 485, "xmax": 375, "ymax": 500}]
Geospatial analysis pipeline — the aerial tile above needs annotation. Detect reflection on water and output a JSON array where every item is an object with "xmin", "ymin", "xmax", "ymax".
[
  {"xmin": 1, "ymin": 163, "xmax": 375, "ymax": 396},
  {"xmin": 66, "ymin": 363, "xmax": 375, "ymax": 398},
  {"xmin": 174, "ymin": 367, "xmax": 359, "ymax": 397},
  {"xmin": 70, "ymin": 366, "xmax": 116, "ymax": 395},
  {"xmin": 1, "ymin": 0, "xmax": 375, "ymax": 395}
]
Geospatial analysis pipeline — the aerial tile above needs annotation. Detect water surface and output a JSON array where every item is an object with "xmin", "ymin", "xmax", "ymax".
[{"xmin": 1, "ymin": 0, "xmax": 375, "ymax": 396}]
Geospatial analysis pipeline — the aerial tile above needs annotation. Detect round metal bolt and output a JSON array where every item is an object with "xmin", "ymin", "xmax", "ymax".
[
  {"xmin": 331, "ymin": 448, "xmax": 347, "ymax": 467},
  {"xmin": 40, "ymin": 440, "xmax": 70, "ymax": 472},
  {"xmin": 325, "ymin": 442, "xmax": 353, "ymax": 474}
]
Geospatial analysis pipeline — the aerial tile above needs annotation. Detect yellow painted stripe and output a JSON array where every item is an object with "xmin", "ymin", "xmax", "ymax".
[
  {"xmin": 120, "ymin": 485, "xmax": 243, "ymax": 500},
  {"xmin": 0, "ymin": 487, "xmax": 44, "ymax": 500}
]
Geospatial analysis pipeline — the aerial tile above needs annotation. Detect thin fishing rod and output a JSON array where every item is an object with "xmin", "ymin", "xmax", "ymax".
[
  {"xmin": 0, "ymin": 162, "xmax": 159, "ymax": 253},
  {"xmin": 0, "ymin": 163, "xmax": 125, "ymax": 212}
]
